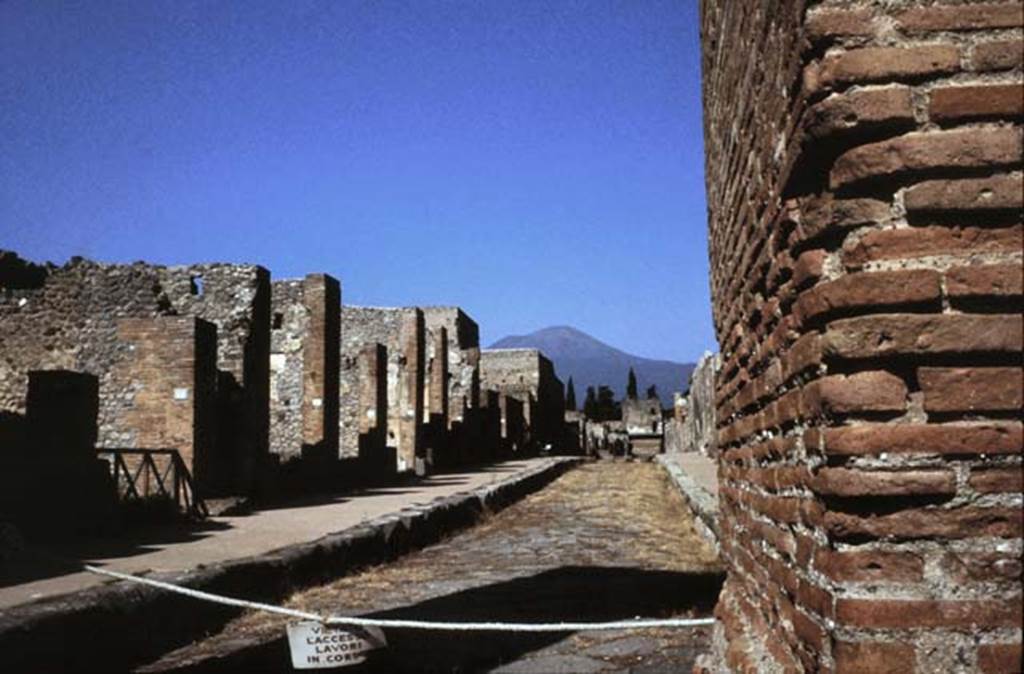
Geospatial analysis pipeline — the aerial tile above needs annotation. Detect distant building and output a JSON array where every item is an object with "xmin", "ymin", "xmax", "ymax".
[{"xmin": 621, "ymin": 396, "xmax": 663, "ymax": 457}]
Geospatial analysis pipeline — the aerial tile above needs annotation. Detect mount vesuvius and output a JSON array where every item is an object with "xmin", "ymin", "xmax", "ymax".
[{"xmin": 488, "ymin": 326, "xmax": 696, "ymax": 408}]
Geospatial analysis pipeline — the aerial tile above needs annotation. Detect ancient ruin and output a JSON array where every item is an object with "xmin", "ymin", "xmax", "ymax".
[
  {"xmin": 622, "ymin": 395, "xmax": 664, "ymax": 457},
  {"xmin": 422, "ymin": 306, "xmax": 482, "ymax": 425},
  {"xmin": 270, "ymin": 274, "xmax": 341, "ymax": 466},
  {"xmin": 480, "ymin": 348, "xmax": 566, "ymax": 452},
  {"xmin": 1, "ymin": 2, "xmax": 1020, "ymax": 671},
  {"xmin": 0, "ymin": 255, "xmax": 270, "ymax": 497},
  {"xmin": 341, "ymin": 306, "xmax": 426, "ymax": 473}
]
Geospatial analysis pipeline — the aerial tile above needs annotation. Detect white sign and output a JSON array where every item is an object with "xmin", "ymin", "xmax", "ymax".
[
  {"xmin": 286, "ymin": 621, "xmax": 386, "ymax": 670},
  {"xmin": 173, "ymin": 388, "xmax": 190, "ymax": 401}
]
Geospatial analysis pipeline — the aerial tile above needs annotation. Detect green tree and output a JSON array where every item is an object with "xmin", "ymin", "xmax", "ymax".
[
  {"xmin": 626, "ymin": 367, "xmax": 638, "ymax": 400},
  {"xmin": 596, "ymin": 385, "xmax": 620, "ymax": 421},
  {"xmin": 583, "ymin": 386, "xmax": 597, "ymax": 418},
  {"xmin": 646, "ymin": 384, "xmax": 658, "ymax": 400},
  {"xmin": 566, "ymin": 377, "xmax": 578, "ymax": 411}
]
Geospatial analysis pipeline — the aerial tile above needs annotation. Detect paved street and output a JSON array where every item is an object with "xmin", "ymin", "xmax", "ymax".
[{"xmin": 142, "ymin": 462, "xmax": 723, "ymax": 673}]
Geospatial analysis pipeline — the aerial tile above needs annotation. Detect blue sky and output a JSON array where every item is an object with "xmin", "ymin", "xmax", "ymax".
[{"xmin": 0, "ymin": 0, "xmax": 715, "ymax": 363}]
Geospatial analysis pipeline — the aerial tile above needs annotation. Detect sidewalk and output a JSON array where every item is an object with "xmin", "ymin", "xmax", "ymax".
[
  {"xmin": 657, "ymin": 452, "xmax": 720, "ymax": 545},
  {"xmin": 0, "ymin": 458, "xmax": 553, "ymax": 610}
]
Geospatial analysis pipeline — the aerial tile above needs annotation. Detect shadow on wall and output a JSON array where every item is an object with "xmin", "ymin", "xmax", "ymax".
[
  {"xmin": 0, "ymin": 371, "xmax": 118, "ymax": 542},
  {"xmin": 175, "ymin": 566, "xmax": 724, "ymax": 673}
]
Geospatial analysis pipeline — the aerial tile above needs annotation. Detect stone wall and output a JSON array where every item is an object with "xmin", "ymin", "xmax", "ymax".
[
  {"xmin": 156, "ymin": 264, "xmax": 271, "ymax": 495},
  {"xmin": 422, "ymin": 307, "xmax": 481, "ymax": 424},
  {"xmin": 480, "ymin": 348, "xmax": 565, "ymax": 450},
  {"xmin": 622, "ymin": 397, "xmax": 664, "ymax": 437},
  {"xmin": 0, "ymin": 254, "xmax": 271, "ymax": 496},
  {"xmin": 341, "ymin": 307, "xmax": 424, "ymax": 472},
  {"xmin": 681, "ymin": 352, "xmax": 720, "ymax": 458},
  {"xmin": 503, "ymin": 394, "xmax": 527, "ymax": 454},
  {"xmin": 270, "ymin": 275, "xmax": 341, "ymax": 463},
  {"xmin": 699, "ymin": 2, "xmax": 1022, "ymax": 672}
]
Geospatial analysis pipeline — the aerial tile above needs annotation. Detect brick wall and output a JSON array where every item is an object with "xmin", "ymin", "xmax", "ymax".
[
  {"xmin": 114, "ymin": 317, "xmax": 218, "ymax": 487},
  {"xmin": 425, "ymin": 326, "xmax": 449, "ymax": 424},
  {"xmin": 699, "ymin": 2, "xmax": 1022, "ymax": 672}
]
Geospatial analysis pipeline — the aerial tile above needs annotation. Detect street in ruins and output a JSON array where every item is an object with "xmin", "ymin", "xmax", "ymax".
[{"xmin": 140, "ymin": 462, "xmax": 723, "ymax": 674}]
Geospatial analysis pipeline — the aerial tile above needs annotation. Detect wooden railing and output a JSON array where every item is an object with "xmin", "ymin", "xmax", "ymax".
[{"xmin": 98, "ymin": 448, "xmax": 208, "ymax": 520}]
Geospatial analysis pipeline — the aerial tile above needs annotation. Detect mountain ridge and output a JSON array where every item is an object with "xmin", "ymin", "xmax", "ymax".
[{"xmin": 488, "ymin": 326, "xmax": 695, "ymax": 407}]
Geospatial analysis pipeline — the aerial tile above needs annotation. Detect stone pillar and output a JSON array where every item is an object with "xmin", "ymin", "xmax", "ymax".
[{"xmin": 270, "ymin": 274, "xmax": 341, "ymax": 462}]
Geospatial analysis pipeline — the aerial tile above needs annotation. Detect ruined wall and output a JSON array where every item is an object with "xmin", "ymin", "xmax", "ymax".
[
  {"xmin": 563, "ymin": 409, "xmax": 584, "ymax": 455},
  {"xmin": 113, "ymin": 317, "xmax": 218, "ymax": 486},
  {"xmin": 681, "ymin": 352, "xmax": 720, "ymax": 458},
  {"xmin": 480, "ymin": 348, "xmax": 565, "ymax": 450},
  {"xmin": 0, "ymin": 371, "xmax": 118, "ymax": 536},
  {"xmin": 270, "ymin": 275, "xmax": 341, "ymax": 463},
  {"xmin": 699, "ymin": 2, "xmax": 1022, "ymax": 672},
  {"xmin": 338, "ymin": 340, "xmax": 391, "ymax": 468},
  {"xmin": 503, "ymin": 394, "xmax": 527, "ymax": 454},
  {"xmin": 156, "ymin": 264, "xmax": 271, "ymax": 495},
  {"xmin": 0, "ymin": 255, "xmax": 271, "ymax": 496},
  {"xmin": 425, "ymin": 326, "xmax": 449, "ymax": 424},
  {"xmin": 622, "ymin": 397, "xmax": 664, "ymax": 436},
  {"xmin": 341, "ymin": 307, "xmax": 424, "ymax": 472},
  {"xmin": 422, "ymin": 325, "xmax": 450, "ymax": 467},
  {"xmin": 270, "ymin": 280, "xmax": 306, "ymax": 458},
  {"xmin": 422, "ymin": 307, "xmax": 481, "ymax": 423}
]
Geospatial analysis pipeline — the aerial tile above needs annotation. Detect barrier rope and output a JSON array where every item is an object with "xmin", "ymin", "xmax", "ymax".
[{"xmin": 84, "ymin": 565, "xmax": 715, "ymax": 632}]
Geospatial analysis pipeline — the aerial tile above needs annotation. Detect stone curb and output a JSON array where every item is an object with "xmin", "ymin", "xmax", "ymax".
[
  {"xmin": 0, "ymin": 457, "xmax": 582, "ymax": 673},
  {"xmin": 655, "ymin": 455, "xmax": 720, "ymax": 551}
]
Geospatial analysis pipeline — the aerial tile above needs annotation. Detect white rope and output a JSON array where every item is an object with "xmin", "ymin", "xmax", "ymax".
[{"xmin": 84, "ymin": 565, "xmax": 715, "ymax": 632}]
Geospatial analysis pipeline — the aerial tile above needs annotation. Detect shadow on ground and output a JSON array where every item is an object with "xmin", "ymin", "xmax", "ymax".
[
  {"xmin": 1, "ymin": 462, "xmax": 510, "ymax": 587},
  {"xmin": 0, "ymin": 518, "xmax": 233, "ymax": 588},
  {"xmin": 156, "ymin": 566, "xmax": 724, "ymax": 673}
]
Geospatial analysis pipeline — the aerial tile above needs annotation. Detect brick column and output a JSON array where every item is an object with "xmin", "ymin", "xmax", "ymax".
[
  {"xmin": 699, "ymin": 1, "xmax": 1022, "ymax": 671},
  {"xmin": 301, "ymin": 274, "xmax": 341, "ymax": 457},
  {"xmin": 114, "ymin": 317, "xmax": 218, "ymax": 488}
]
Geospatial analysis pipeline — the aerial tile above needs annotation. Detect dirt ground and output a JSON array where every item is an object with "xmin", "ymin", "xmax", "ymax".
[{"xmin": 140, "ymin": 462, "xmax": 723, "ymax": 673}]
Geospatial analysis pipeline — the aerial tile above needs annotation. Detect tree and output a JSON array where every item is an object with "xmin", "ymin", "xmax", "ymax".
[
  {"xmin": 566, "ymin": 377, "xmax": 577, "ymax": 411},
  {"xmin": 646, "ymin": 384, "xmax": 658, "ymax": 400},
  {"xmin": 583, "ymin": 386, "xmax": 597, "ymax": 418},
  {"xmin": 596, "ymin": 385, "xmax": 620, "ymax": 421},
  {"xmin": 626, "ymin": 367, "xmax": 638, "ymax": 400}
]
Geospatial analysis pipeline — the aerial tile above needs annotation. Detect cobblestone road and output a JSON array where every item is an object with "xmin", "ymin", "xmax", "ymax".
[{"xmin": 141, "ymin": 462, "xmax": 722, "ymax": 673}]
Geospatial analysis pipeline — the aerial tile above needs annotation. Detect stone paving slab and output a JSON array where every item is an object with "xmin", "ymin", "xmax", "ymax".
[{"xmin": 140, "ymin": 462, "xmax": 724, "ymax": 673}]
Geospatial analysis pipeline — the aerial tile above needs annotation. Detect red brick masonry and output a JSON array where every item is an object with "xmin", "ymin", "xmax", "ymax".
[{"xmin": 698, "ymin": 1, "xmax": 1023, "ymax": 671}]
